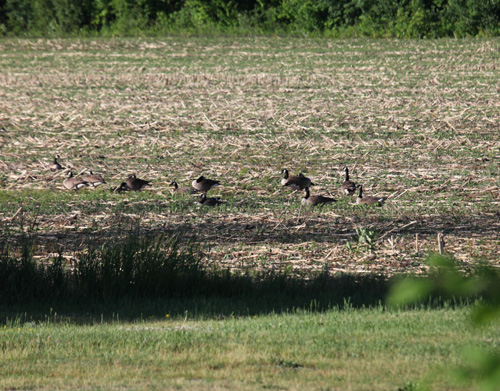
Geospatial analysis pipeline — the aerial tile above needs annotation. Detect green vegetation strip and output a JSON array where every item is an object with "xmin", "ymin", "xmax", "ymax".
[
  {"xmin": 1, "ymin": 307, "xmax": 494, "ymax": 390},
  {"xmin": 2, "ymin": 0, "xmax": 500, "ymax": 38}
]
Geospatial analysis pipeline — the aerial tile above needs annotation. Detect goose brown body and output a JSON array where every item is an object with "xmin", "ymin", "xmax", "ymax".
[
  {"xmin": 198, "ymin": 193, "xmax": 223, "ymax": 206},
  {"xmin": 356, "ymin": 185, "xmax": 387, "ymax": 206},
  {"xmin": 82, "ymin": 171, "xmax": 106, "ymax": 187},
  {"xmin": 49, "ymin": 155, "xmax": 63, "ymax": 171},
  {"xmin": 170, "ymin": 181, "xmax": 196, "ymax": 194},
  {"xmin": 192, "ymin": 176, "xmax": 220, "ymax": 193},
  {"xmin": 63, "ymin": 171, "xmax": 89, "ymax": 191},
  {"xmin": 280, "ymin": 169, "xmax": 313, "ymax": 190},
  {"xmin": 301, "ymin": 187, "xmax": 336, "ymax": 206},
  {"xmin": 341, "ymin": 166, "xmax": 356, "ymax": 196},
  {"xmin": 117, "ymin": 174, "xmax": 151, "ymax": 191}
]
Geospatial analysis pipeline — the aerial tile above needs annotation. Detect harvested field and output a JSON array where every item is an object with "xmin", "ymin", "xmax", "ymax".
[{"xmin": 1, "ymin": 37, "xmax": 500, "ymax": 275}]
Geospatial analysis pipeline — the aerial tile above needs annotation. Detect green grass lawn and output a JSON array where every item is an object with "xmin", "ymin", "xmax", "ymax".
[{"xmin": 2, "ymin": 306, "xmax": 495, "ymax": 391}]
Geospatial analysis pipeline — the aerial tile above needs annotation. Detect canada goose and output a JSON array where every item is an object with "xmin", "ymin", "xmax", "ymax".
[
  {"xmin": 356, "ymin": 185, "xmax": 387, "ymax": 206},
  {"xmin": 63, "ymin": 171, "xmax": 89, "ymax": 191},
  {"xmin": 170, "ymin": 181, "xmax": 196, "ymax": 194},
  {"xmin": 49, "ymin": 155, "xmax": 63, "ymax": 171},
  {"xmin": 280, "ymin": 169, "xmax": 314, "ymax": 190},
  {"xmin": 341, "ymin": 166, "xmax": 356, "ymax": 196},
  {"xmin": 301, "ymin": 187, "xmax": 337, "ymax": 206},
  {"xmin": 82, "ymin": 170, "xmax": 106, "ymax": 187},
  {"xmin": 198, "ymin": 193, "xmax": 223, "ymax": 206},
  {"xmin": 117, "ymin": 174, "xmax": 151, "ymax": 192},
  {"xmin": 192, "ymin": 175, "xmax": 220, "ymax": 193}
]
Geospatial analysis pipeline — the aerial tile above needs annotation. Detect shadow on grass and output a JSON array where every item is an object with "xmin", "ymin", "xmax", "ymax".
[
  {"xmin": 1, "ymin": 209, "xmax": 492, "ymax": 324},
  {"xmin": 0, "ymin": 275, "xmax": 389, "ymax": 325},
  {"xmin": 0, "ymin": 233, "xmax": 390, "ymax": 323},
  {"xmin": 3, "ymin": 210, "xmax": 499, "ymax": 259}
]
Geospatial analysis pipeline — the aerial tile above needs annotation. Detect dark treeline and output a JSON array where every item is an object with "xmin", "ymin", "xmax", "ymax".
[{"xmin": 1, "ymin": 0, "xmax": 500, "ymax": 38}]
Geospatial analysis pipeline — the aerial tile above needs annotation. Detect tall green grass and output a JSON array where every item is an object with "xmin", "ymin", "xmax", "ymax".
[{"xmin": 0, "ymin": 233, "xmax": 391, "ymax": 314}]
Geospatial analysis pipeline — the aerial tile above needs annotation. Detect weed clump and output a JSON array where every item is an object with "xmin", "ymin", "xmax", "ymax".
[{"xmin": 0, "ymin": 234, "xmax": 204, "ymax": 303}]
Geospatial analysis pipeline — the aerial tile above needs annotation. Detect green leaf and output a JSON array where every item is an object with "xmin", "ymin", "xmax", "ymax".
[
  {"xmin": 471, "ymin": 304, "xmax": 500, "ymax": 326},
  {"xmin": 387, "ymin": 277, "xmax": 433, "ymax": 307}
]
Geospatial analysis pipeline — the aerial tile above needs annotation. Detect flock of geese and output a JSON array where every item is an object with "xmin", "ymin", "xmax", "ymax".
[
  {"xmin": 52, "ymin": 155, "xmax": 388, "ymax": 207},
  {"xmin": 279, "ymin": 167, "xmax": 387, "ymax": 207}
]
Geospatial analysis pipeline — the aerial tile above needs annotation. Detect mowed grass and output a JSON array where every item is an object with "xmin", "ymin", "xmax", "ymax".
[{"xmin": 2, "ymin": 306, "xmax": 496, "ymax": 391}]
